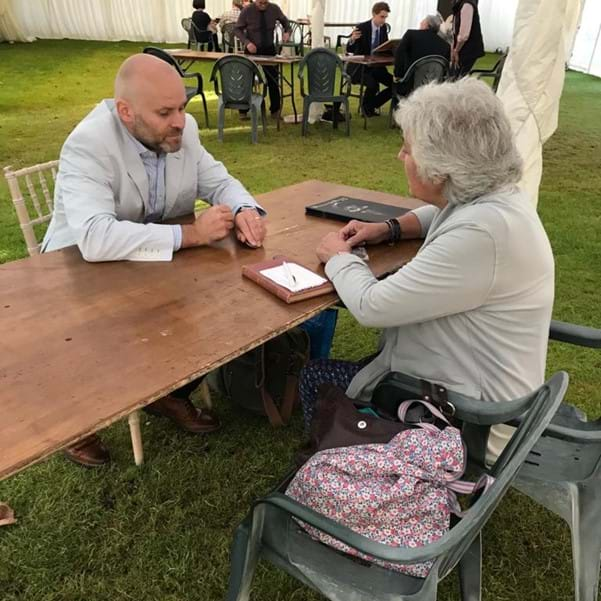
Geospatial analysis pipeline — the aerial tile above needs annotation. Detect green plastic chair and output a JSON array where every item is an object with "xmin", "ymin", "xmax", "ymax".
[
  {"xmin": 298, "ymin": 48, "xmax": 350, "ymax": 137},
  {"xmin": 276, "ymin": 21, "xmax": 305, "ymax": 56},
  {"xmin": 210, "ymin": 56, "xmax": 267, "ymax": 144},
  {"xmin": 389, "ymin": 55, "xmax": 449, "ymax": 128},
  {"xmin": 512, "ymin": 321, "xmax": 601, "ymax": 601},
  {"xmin": 142, "ymin": 46, "xmax": 209, "ymax": 128},
  {"xmin": 225, "ymin": 371, "xmax": 568, "ymax": 601},
  {"xmin": 469, "ymin": 50, "xmax": 508, "ymax": 93}
]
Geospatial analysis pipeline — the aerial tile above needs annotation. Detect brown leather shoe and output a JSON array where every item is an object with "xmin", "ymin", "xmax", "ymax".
[
  {"xmin": 145, "ymin": 395, "xmax": 221, "ymax": 433},
  {"xmin": 63, "ymin": 434, "xmax": 110, "ymax": 467}
]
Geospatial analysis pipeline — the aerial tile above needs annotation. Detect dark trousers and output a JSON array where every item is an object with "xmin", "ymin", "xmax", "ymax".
[
  {"xmin": 352, "ymin": 65, "xmax": 393, "ymax": 113},
  {"xmin": 209, "ymin": 33, "xmax": 221, "ymax": 53},
  {"xmin": 242, "ymin": 45, "xmax": 281, "ymax": 115},
  {"xmin": 262, "ymin": 64, "xmax": 281, "ymax": 114},
  {"xmin": 170, "ymin": 377, "xmax": 204, "ymax": 400},
  {"xmin": 456, "ymin": 56, "xmax": 478, "ymax": 76}
]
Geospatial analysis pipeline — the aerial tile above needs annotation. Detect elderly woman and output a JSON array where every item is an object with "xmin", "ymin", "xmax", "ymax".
[{"xmin": 301, "ymin": 77, "xmax": 554, "ymax": 459}]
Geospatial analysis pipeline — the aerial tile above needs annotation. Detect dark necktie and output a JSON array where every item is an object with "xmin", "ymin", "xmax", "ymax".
[{"xmin": 259, "ymin": 10, "xmax": 269, "ymax": 51}]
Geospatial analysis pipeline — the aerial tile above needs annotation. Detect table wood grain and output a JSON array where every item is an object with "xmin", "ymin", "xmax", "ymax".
[{"xmin": 0, "ymin": 180, "xmax": 422, "ymax": 480}]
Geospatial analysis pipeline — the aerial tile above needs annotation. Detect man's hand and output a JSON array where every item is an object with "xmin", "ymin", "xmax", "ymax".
[
  {"xmin": 181, "ymin": 205, "xmax": 234, "ymax": 248},
  {"xmin": 234, "ymin": 208, "xmax": 266, "ymax": 247},
  {"xmin": 340, "ymin": 220, "xmax": 390, "ymax": 247},
  {"xmin": 247, "ymin": 42, "xmax": 257, "ymax": 54},
  {"xmin": 282, "ymin": 31, "xmax": 291, "ymax": 43},
  {"xmin": 350, "ymin": 28, "xmax": 362, "ymax": 42},
  {"xmin": 316, "ymin": 232, "xmax": 351, "ymax": 264}
]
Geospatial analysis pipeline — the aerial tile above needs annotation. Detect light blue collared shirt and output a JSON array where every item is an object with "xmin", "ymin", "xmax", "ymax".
[{"xmin": 124, "ymin": 129, "xmax": 182, "ymax": 251}]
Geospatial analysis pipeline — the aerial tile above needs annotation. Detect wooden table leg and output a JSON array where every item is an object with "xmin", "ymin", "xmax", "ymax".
[{"xmin": 128, "ymin": 410, "xmax": 144, "ymax": 466}]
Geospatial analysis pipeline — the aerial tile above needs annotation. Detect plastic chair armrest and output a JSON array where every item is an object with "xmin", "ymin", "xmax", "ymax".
[
  {"xmin": 469, "ymin": 68, "xmax": 495, "ymax": 76},
  {"xmin": 182, "ymin": 72, "xmax": 202, "ymax": 93},
  {"xmin": 549, "ymin": 320, "xmax": 601, "ymax": 348},
  {"xmin": 258, "ymin": 493, "xmax": 458, "ymax": 565}
]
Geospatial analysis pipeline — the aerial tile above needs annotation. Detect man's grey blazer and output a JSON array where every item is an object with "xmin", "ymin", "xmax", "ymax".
[{"xmin": 42, "ymin": 100, "xmax": 259, "ymax": 262}]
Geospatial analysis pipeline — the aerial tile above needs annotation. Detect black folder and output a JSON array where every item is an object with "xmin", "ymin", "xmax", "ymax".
[{"xmin": 305, "ymin": 196, "xmax": 409, "ymax": 223}]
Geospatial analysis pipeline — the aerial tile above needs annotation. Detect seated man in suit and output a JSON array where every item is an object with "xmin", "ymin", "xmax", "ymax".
[
  {"xmin": 42, "ymin": 54, "xmax": 266, "ymax": 467},
  {"xmin": 394, "ymin": 14, "xmax": 450, "ymax": 98},
  {"xmin": 346, "ymin": 2, "xmax": 393, "ymax": 118}
]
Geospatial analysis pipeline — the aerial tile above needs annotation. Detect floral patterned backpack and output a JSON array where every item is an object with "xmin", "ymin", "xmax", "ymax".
[{"xmin": 286, "ymin": 399, "xmax": 492, "ymax": 578}]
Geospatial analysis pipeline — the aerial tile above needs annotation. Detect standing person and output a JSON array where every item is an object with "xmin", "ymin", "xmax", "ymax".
[
  {"xmin": 42, "ymin": 54, "xmax": 266, "ymax": 466},
  {"xmin": 345, "ymin": 2, "xmax": 394, "ymax": 118},
  {"xmin": 191, "ymin": 0, "xmax": 221, "ymax": 52},
  {"xmin": 451, "ymin": 0, "xmax": 484, "ymax": 75},
  {"xmin": 234, "ymin": 0, "xmax": 291, "ymax": 118}
]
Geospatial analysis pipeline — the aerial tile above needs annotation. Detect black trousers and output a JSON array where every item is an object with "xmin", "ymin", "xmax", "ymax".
[
  {"xmin": 262, "ymin": 64, "xmax": 281, "ymax": 114},
  {"xmin": 456, "ymin": 56, "xmax": 478, "ymax": 76},
  {"xmin": 242, "ymin": 45, "xmax": 281, "ymax": 114},
  {"xmin": 170, "ymin": 377, "xmax": 204, "ymax": 400},
  {"xmin": 351, "ymin": 65, "xmax": 393, "ymax": 113}
]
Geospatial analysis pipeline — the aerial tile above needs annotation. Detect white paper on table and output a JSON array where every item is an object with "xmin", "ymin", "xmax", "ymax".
[{"xmin": 260, "ymin": 263, "xmax": 327, "ymax": 293}]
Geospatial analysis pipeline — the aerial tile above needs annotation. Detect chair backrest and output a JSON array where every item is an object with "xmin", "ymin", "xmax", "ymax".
[
  {"xmin": 142, "ymin": 46, "xmax": 186, "ymax": 77},
  {"xmin": 222, "ymin": 21, "xmax": 241, "ymax": 53},
  {"xmin": 407, "ymin": 54, "xmax": 449, "ymax": 88},
  {"xmin": 490, "ymin": 52, "xmax": 508, "ymax": 92},
  {"xmin": 210, "ymin": 55, "xmax": 264, "ymax": 107},
  {"xmin": 436, "ymin": 371, "xmax": 569, "ymax": 577},
  {"xmin": 277, "ymin": 20, "xmax": 302, "ymax": 47},
  {"xmin": 298, "ymin": 48, "xmax": 342, "ymax": 97},
  {"xmin": 4, "ymin": 161, "xmax": 59, "ymax": 256}
]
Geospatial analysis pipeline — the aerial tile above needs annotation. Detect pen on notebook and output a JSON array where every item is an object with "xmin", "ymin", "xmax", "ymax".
[{"xmin": 282, "ymin": 261, "xmax": 297, "ymax": 289}]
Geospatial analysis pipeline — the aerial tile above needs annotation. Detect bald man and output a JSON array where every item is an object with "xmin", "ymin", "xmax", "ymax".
[{"xmin": 42, "ymin": 54, "xmax": 266, "ymax": 467}]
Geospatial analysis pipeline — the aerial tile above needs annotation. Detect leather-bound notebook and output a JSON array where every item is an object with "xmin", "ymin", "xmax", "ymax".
[{"xmin": 242, "ymin": 257, "xmax": 334, "ymax": 304}]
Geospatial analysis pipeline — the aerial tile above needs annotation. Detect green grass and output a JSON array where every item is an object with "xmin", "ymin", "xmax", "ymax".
[{"xmin": 1, "ymin": 40, "xmax": 600, "ymax": 601}]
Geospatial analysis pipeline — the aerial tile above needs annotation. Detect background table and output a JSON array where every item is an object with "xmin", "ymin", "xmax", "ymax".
[
  {"xmin": 169, "ymin": 49, "xmax": 302, "ymax": 125},
  {"xmin": 0, "ymin": 180, "xmax": 423, "ymax": 481}
]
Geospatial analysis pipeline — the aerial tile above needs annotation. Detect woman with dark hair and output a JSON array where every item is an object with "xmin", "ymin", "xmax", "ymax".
[
  {"xmin": 191, "ymin": 0, "xmax": 221, "ymax": 52},
  {"xmin": 451, "ymin": 0, "xmax": 484, "ymax": 75}
]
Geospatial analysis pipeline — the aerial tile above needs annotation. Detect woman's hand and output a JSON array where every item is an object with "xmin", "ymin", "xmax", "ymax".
[
  {"xmin": 340, "ymin": 220, "xmax": 390, "ymax": 246},
  {"xmin": 316, "ymin": 232, "xmax": 351, "ymax": 264}
]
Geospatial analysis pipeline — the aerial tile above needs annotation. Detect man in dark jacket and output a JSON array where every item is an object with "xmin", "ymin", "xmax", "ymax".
[
  {"xmin": 346, "ymin": 2, "xmax": 393, "ymax": 117},
  {"xmin": 393, "ymin": 14, "xmax": 450, "ymax": 97},
  {"xmin": 235, "ymin": 0, "xmax": 291, "ymax": 116}
]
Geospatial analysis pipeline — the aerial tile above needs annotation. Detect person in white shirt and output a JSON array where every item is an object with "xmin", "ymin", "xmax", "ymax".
[{"xmin": 302, "ymin": 78, "xmax": 554, "ymax": 462}]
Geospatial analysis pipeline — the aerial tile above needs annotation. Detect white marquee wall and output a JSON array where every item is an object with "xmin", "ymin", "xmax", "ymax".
[
  {"xmin": 0, "ymin": 0, "xmax": 599, "ymax": 78},
  {"xmin": 0, "ymin": 0, "xmax": 435, "ymax": 45}
]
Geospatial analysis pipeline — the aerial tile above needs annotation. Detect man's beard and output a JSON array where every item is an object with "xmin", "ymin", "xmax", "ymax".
[{"xmin": 132, "ymin": 115, "xmax": 183, "ymax": 153}]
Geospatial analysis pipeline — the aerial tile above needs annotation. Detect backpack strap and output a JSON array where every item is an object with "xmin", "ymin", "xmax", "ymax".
[
  {"xmin": 257, "ymin": 344, "xmax": 285, "ymax": 427},
  {"xmin": 260, "ymin": 387, "xmax": 285, "ymax": 427}
]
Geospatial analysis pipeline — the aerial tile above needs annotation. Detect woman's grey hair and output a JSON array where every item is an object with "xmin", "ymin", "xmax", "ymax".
[
  {"xmin": 424, "ymin": 14, "xmax": 443, "ymax": 33},
  {"xmin": 395, "ymin": 78, "xmax": 523, "ymax": 205}
]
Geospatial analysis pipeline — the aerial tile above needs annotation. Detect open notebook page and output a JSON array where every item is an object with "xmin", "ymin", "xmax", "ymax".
[{"xmin": 260, "ymin": 263, "xmax": 328, "ymax": 293}]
